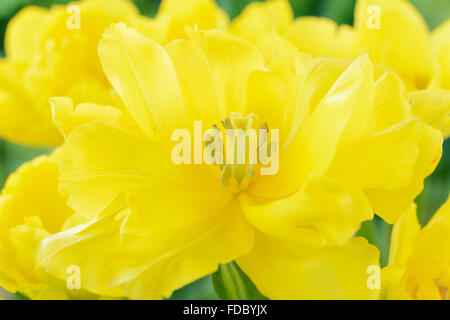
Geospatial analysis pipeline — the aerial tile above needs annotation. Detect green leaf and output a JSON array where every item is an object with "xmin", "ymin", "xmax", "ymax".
[
  {"xmin": 409, "ymin": 0, "xmax": 450, "ymax": 30},
  {"xmin": 0, "ymin": 138, "xmax": 53, "ymax": 189},
  {"xmin": 216, "ymin": 0, "xmax": 265, "ymax": 20},
  {"xmin": 132, "ymin": 0, "xmax": 161, "ymax": 17},
  {"xmin": 212, "ymin": 262, "xmax": 268, "ymax": 300},
  {"xmin": 314, "ymin": 0, "xmax": 356, "ymax": 25},
  {"xmin": 288, "ymin": 0, "xmax": 318, "ymax": 18},
  {"xmin": 0, "ymin": 0, "xmax": 24, "ymax": 19},
  {"xmin": 356, "ymin": 215, "xmax": 392, "ymax": 268},
  {"xmin": 169, "ymin": 276, "xmax": 218, "ymax": 300}
]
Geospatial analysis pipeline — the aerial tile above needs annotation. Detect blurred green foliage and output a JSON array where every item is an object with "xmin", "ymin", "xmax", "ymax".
[{"xmin": 0, "ymin": 0, "xmax": 449, "ymax": 299}]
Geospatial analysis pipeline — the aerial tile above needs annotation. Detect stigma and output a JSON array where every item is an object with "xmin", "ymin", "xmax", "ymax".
[{"xmin": 204, "ymin": 112, "xmax": 276, "ymax": 194}]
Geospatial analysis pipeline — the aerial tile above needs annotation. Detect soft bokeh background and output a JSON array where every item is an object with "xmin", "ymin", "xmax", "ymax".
[{"xmin": 0, "ymin": 0, "xmax": 449, "ymax": 299}]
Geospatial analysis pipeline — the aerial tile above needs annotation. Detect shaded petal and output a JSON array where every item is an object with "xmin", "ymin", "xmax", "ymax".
[
  {"xmin": 431, "ymin": 20, "xmax": 450, "ymax": 89},
  {"xmin": 0, "ymin": 61, "xmax": 62, "ymax": 146},
  {"xmin": 409, "ymin": 89, "xmax": 450, "ymax": 138},
  {"xmin": 284, "ymin": 17, "xmax": 356, "ymax": 58},
  {"xmin": 50, "ymin": 97, "xmax": 124, "ymax": 138},
  {"xmin": 365, "ymin": 124, "xmax": 442, "ymax": 223},
  {"xmin": 99, "ymin": 23, "xmax": 188, "ymax": 140},
  {"xmin": 0, "ymin": 153, "xmax": 73, "ymax": 297},
  {"xmin": 37, "ymin": 198, "xmax": 254, "ymax": 299},
  {"xmin": 4, "ymin": 6, "xmax": 46, "ymax": 61},
  {"xmin": 165, "ymin": 39, "xmax": 221, "ymax": 127},
  {"xmin": 250, "ymin": 56, "xmax": 372, "ymax": 199},
  {"xmin": 238, "ymin": 234, "xmax": 380, "ymax": 299},
  {"xmin": 354, "ymin": 0, "xmax": 432, "ymax": 90},
  {"xmin": 328, "ymin": 117, "xmax": 421, "ymax": 190},
  {"xmin": 379, "ymin": 266, "xmax": 411, "ymax": 299},
  {"xmin": 186, "ymin": 28, "xmax": 264, "ymax": 117},
  {"xmin": 388, "ymin": 204, "xmax": 421, "ymax": 267},
  {"xmin": 59, "ymin": 121, "xmax": 228, "ymax": 220},
  {"xmin": 243, "ymin": 174, "xmax": 372, "ymax": 247}
]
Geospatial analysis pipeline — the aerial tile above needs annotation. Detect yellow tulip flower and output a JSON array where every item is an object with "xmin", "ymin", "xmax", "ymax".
[
  {"xmin": 0, "ymin": 0, "xmax": 145, "ymax": 147},
  {"xmin": 382, "ymin": 196, "xmax": 450, "ymax": 300},
  {"xmin": 0, "ymin": 152, "xmax": 92, "ymax": 299},
  {"xmin": 29, "ymin": 23, "xmax": 442, "ymax": 300}
]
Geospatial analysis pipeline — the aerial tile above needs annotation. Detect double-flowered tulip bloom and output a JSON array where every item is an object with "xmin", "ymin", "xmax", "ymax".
[
  {"xmin": 0, "ymin": 0, "xmax": 448, "ymax": 300},
  {"xmin": 0, "ymin": 22, "xmax": 439, "ymax": 299}
]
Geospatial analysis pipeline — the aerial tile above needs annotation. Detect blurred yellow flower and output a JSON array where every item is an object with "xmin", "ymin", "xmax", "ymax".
[
  {"xmin": 239, "ymin": 0, "xmax": 450, "ymax": 136},
  {"xmin": 0, "ymin": 0, "xmax": 228, "ymax": 147},
  {"xmin": 0, "ymin": 152, "xmax": 91, "ymax": 299},
  {"xmin": 283, "ymin": 0, "xmax": 449, "ymax": 90},
  {"xmin": 29, "ymin": 23, "xmax": 443, "ymax": 300},
  {"xmin": 0, "ymin": 0, "xmax": 145, "ymax": 147},
  {"xmin": 2, "ymin": 0, "xmax": 449, "ymax": 146},
  {"xmin": 382, "ymin": 196, "xmax": 450, "ymax": 300},
  {"xmin": 151, "ymin": 0, "xmax": 229, "ymax": 43},
  {"xmin": 228, "ymin": 0, "xmax": 293, "ymax": 44}
]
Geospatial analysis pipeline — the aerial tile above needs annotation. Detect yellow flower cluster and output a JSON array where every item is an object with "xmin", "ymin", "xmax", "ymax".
[{"xmin": 0, "ymin": 0, "xmax": 448, "ymax": 300}]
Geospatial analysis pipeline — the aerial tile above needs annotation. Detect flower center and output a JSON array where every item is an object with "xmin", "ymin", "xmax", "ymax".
[{"xmin": 204, "ymin": 112, "xmax": 274, "ymax": 194}]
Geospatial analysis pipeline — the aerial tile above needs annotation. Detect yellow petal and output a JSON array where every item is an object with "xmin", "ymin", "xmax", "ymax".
[
  {"xmin": 50, "ymin": 97, "xmax": 124, "ymax": 138},
  {"xmin": 186, "ymin": 28, "xmax": 264, "ymax": 117},
  {"xmin": 431, "ymin": 20, "xmax": 450, "ymax": 89},
  {"xmin": 283, "ymin": 57, "xmax": 351, "ymax": 146},
  {"xmin": 284, "ymin": 17, "xmax": 357, "ymax": 58},
  {"xmin": 294, "ymin": 55, "xmax": 374, "ymax": 179},
  {"xmin": 134, "ymin": 15, "xmax": 169, "ymax": 44},
  {"xmin": 387, "ymin": 195, "xmax": 450, "ymax": 300},
  {"xmin": 229, "ymin": 0, "xmax": 293, "ymax": 44},
  {"xmin": 157, "ymin": 0, "xmax": 229, "ymax": 42},
  {"xmin": 246, "ymin": 63, "xmax": 299, "ymax": 145},
  {"xmin": 0, "ymin": 153, "xmax": 73, "ymax": 235},
  {"xmin": 354, "ymin": 0, "xmax": 432, "ymax": 90},
  {"xmin": 238, "ymin": 234, "xmax": 380, "ymax": 299},
  {"xmin": 0, "ymin": 153, "xmax": 73, "ymax": 298},
  {"xmin": 4, "ymin": 6, "xmax": 46, "ymax": 62},
  {"xmin": 365, "ymin": 123, "xmax": 442, "ymax": 223},
  {"xmin": 379, "ymin": 266, "xmax": 411, "ymax": 299},
  {"xmin": 243, "ymin": 174, "xmax": 372, "ymax": 247},
  {"xmin": 388, "ymin": 204, "xmax": 421, "ymax": 267},
  {"xmin": 328, "ymin": 117, "xmax": 421, "ymax": 190},
  {"xmin": 0, "ymin": 0, "xmax": 142, "ymax": 146},
  {"xmin": 0, "ymin": 62, "xmax": 62, "ymax": 146},
  {"xmin": 99, "ymin": 23, "xmax": 188, "ymax": 141},
  {"xmin": 256, "ymin": 31, "xmax": 311, "ymax": 75},
  {"xmin": 164, "ymin": 39, "xmax": 221, "ymax": 127},
  {"xmin": 249, "ymin": 56, "xmax": 370, "ymax": 199},
  {"xmin": 409, "ymin": 89, "xmax": 450, "ymax": 138},
  {"xmin": 37, "ymin": 198, "xmax": 254, "ymax": 299},
  {"xmin": 59, "ymin": 121, "xmax": 229, "ymax": 221}
]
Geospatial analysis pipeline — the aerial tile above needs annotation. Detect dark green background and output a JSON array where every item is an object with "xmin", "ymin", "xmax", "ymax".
[{"xmin": 0, "ymin": 0, "xmax": 449, "ymax": 299}]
